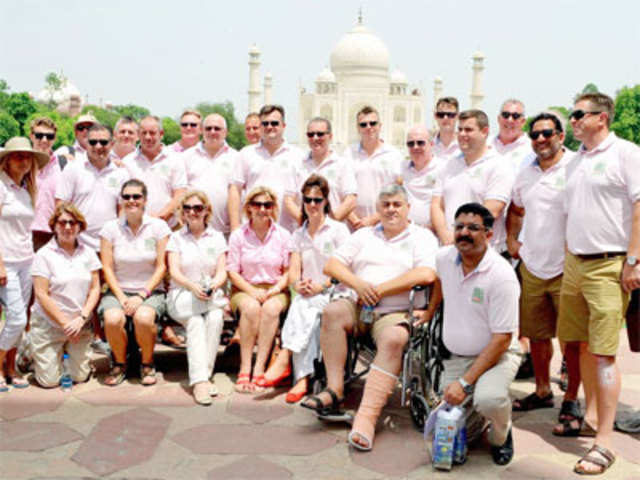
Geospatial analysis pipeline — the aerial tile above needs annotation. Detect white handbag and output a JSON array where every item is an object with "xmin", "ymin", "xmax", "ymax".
[{"xmin": 167, "ymin": 288, "xmax": 227, "ymax": 321}]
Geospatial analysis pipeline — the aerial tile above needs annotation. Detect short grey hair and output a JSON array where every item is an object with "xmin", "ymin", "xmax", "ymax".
[
  {"xmin": 114, "ymin": 116, "xmax": 138, "ymax": 133},
  {"xmin": 378, "ymin": 183, "xmax": 408, "ymax": 202},
  {"xmin": 307, "ymin": 117, "xmax": 332, "ymax": 134},
  {"xmin": 500, "ymin": 98, "xmax": 525, "ymax": 115}
]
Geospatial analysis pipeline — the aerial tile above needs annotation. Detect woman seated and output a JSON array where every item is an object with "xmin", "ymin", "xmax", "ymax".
[
  {"xmin": 167, "ymin": 191, "xmax": 227, "ymax": 405},
  {"xmin": 30, "ymin": 203, "xmax": 101, "ymax": 387},
  {"xmin": 99, "ymin": 179, "xmax": 170, "ymax": 386},
  {"xmin": 227, "ymin": 186, "xmax": 292, "ymax": 393},
  {"xmin": 263, "ymin": 175, "xmax": 350, "ymax": 402}
]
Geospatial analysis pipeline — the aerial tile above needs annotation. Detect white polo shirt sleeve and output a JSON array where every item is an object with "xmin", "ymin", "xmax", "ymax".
[
  {"xmin": 622, "ymin": 143, "xmax": 640, "ymax": 203},
  {"xmin": 485, "ymin": 161, "xmax": 514, "ymax": 204},
  {"xmin": 412, "ymin": 227, "xmax": 438, "ymax": 270},
  {"xmin": 333, "ymin": 228, "xmax": 364, "ymax": 267},
  {"xmin": 230, "ymin": 148, "xmax": 249, "ymax": 188},
  {"xmin": 55, "ymin": 163, "xmax": 76, "ymax": 201},
  {"xmin": 487, "ymin": 276, "xmax": 520, "ymax": 334},
  {"xmin": 0, "ymin": 180, "xmax": 6, "ymax": 206},
  {"xmin": 339, "ymin": 161, "xmax": 358, "ymax": 197},
  {"xmin": 170, "ymin": 154, "xmax": 188, "ymax": 191}
]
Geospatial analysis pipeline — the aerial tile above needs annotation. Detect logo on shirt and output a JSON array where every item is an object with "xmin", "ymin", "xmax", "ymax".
[
  {"xmin": 326, "ymin": 169, "xmax": 336, "ymax": 180},
  {"xmin": 425, "ymin": 174, "xmax": 436, "ymax": 187},
  {"xmin": 144, "ymin": 238, "xmax": 156, "ymax": 251},
  {"xmin": 207, "ymin": 247, "xmax": 217, "ymax": 257},
  {"xmin": 160, "ymin": 165, "xmax": 170, "ymax": 177},
  {"xmin": 593, "ymin": 161, "xmax": 606, "ymax": 175},
  {"xmin": 471, "ymin": 287, "xmax": 484, "ymax": 304},
  {"xmin": 552, "ymin": 175, "xmax": 566, "ymax": 190},
  {"xmin": 469, "ymin": 167, "xmax": 483, "ymax": 179},
  {"xmin": 108, "ymin": 176, "xmax": 118, "ymax": 188},
  {"xmin": 323, "ymin": 242, "xmax": 333, "ymax": 255}
]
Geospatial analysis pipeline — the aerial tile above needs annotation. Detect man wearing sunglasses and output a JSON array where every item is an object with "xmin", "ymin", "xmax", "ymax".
[
  {"xmin": 491, "ymin": 99, "xmax": 535, "ymax": 172},
  {"xmin": 284, "ymin": 117, "xmax": 357, "ymax": 224},
  {"xmin": 54, "ymin": 113, "xmax": 98, "ymax": 170},
  {"xmin": 557, "ymin": 93, "xmax": 640, "ymax": 475},
  {"xmin": 345, "ymin": 105, "xmax": 403, "ymax": 231},
  {"xmin": 229, "ymin": 104, "xmax": 303, "ymax": 232},
  {"xmin": 244, "ymin": 112, "xmax": 262, "ymax": 145},
  {"xmin": 110, "ymin": 116, "xmax": 139, "ymax": 167},
  {"xmin": 183, "ymin": 114, "xmax": 237, "ymax": 234},
  {"xmin": 432, "ymin": 97, "xmax": 461, "ymax": 162},
  {"xmin": 169, "ymin": 110, "xmax": 202, "ymax": 153}
]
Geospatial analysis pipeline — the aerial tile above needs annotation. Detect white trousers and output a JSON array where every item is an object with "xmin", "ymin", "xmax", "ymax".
[
  {"xmin": 176, "ymin": 309, "xmax": 224, "ymax": 386},
  {"xmin": 0, "ymin": 259, "xmax": 32, "ymax": 351}
]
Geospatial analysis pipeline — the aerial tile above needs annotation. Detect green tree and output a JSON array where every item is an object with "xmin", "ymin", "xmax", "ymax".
[
  {"xmin": 81, "ymin": 105, "xmax": 119, "ymax": 129},
  {"xmin": 0, "ymin": 110, "xmax": 20, "ymax": 145},
  {"xmin": 3, "ymin": 92, "xmax": 39, "ymax": 130},
  {"xmin": 0, "ymin": 79, "xmax": 9, "ymax": 110},
  {"xmin": 611, "ymin": 85, "xmax": 640, "ymax": 145},
  {"xmin": 23, "ymin": 110, "xmax": 74, "ymax": 150},
  {"xmin": 113, "ymin": 104, "xmax": 150, "ymax": 121},
  {"xmin": 45, "ymin": 72, "xmax": 63, "ymax": 90},
  {"xmin": 195, "ymin": 101, "xmax": 247, "ymax": 150},
  {"xmin": 162, "ymin": 117, "xmax": 180, "ymax": 145}
]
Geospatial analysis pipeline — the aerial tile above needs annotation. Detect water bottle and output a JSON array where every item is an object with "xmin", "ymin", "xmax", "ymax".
[
  {"xmin": 361, "ymin": 305, "xmax": 375, "ymax": 324},
  {"xmin": 452, "ymin": 407, "xmax": 468, "ymax": 465},
  {"xmin": 60, "ymin": 353, "xmax": 72, "ymax": 392}
]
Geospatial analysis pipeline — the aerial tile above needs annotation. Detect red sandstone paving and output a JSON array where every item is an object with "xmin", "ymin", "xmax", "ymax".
[
  {"xmin": 227, "ymin": 393, "xmax": 294, "ymax": 423},
  {"xmin": 0, "ymin": 421, "xmax": 83, "ymax": 451},
  {"xmin": 0, "ymin": 386, "xmax": 66, "ymax": 420},
  {"xmin": 75, "ymin": 382, "xmax": 194, "ymax": 407},
  {"xmin": 499, "ymin": 457, "xmax": 582, "ymax": 479},
  {"xmin": 207, "ymin": 455, "xmax": 293, "ymax": 479}
]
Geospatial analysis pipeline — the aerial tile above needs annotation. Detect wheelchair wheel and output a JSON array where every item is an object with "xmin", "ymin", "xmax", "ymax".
[{"xmin": 409, "ymin": 377, "xmax": 430, "ymax": 431}]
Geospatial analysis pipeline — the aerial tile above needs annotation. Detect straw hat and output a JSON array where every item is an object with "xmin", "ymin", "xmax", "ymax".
[
  {"xmin": 73, "ymin": 113, "xmax": 98, "ymax": 128},
  {"xmin": 0, "ymin": 137, "xmax": 49, "ymax": 169}
]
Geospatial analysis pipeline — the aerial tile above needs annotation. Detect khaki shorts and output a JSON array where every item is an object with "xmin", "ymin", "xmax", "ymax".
[
  {"xmin": 230, "ymin": 283, "xmax": 290, "ymax": 314},
  {"xmin": 338, "ymin": 298, "xmax": 410, "ymax": 343},
  {"xmin": 97, "ymin": 289, "xmax": 166, "ymax": 320},
  {"xmin": 519, "ymin": 262, "xmax": 561, "ymax": 340},
  {"xmin": 557, "ymin": 253, "xmax": 629, "ymax": 356}
]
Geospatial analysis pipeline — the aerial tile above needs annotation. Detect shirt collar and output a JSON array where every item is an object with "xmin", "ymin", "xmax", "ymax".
[
  {"xmin": 136, "ymin": 145, "xmax": 170, "ymax": 163},
  {"xmin": 196, "ymin": 141, "xmax": 229, "ymax": 159},
  {"xmin": 257, "ymin": 140, "xmax": 289, "ymax": 157},
  {"xmin": 455, "ymin": 247, "xmax": 495, "ymax": 275},
  {"xmin": 357, "ymin": 140, "xmax": 389, "ymax": 158},
  {"xmin": 578, "ymin": 132, "xmax": 616, "ymax": 155},
  {"xmin": 0, "ymin": 169, "xmax": 25, "ymax": 189},
  {"xmin": 243, "ymin": 220, "xmax": 277, "ymax": 242}
]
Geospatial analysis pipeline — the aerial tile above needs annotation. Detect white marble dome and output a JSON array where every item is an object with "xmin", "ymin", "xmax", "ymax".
[
  {"xmin": 36, "ymin": 78, "xmax": 81, "ymax": 104},
  {"xmin": 316, "ymin": 67, "xmax": 336, "ymax": 83},
  {"xmin": 390, "ymin": 69, "xmax": 408, "ymax": 84},
  {"xmin": 330, "ymin": 22, "xmax": 390, "ymax": 75}
]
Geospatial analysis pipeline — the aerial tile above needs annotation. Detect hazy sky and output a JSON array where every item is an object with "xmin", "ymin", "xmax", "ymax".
[{"xmin": 2, "ymin": 0, "xmax": 638, "ymax": 141}]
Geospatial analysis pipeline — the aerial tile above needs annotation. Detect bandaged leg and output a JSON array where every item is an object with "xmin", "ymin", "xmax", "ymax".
[{"xmin": 349, "ymin": 364, "xmax": 397, "ymax": 451}]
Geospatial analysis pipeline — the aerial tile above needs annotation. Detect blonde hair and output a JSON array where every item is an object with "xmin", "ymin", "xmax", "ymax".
[
  {"xmin": 1, "ymin": 154, "xmax": 38, "ymax": 207},
  {"xmin": 48, "ymin": 201, "xmax": 88, "ymax": 233},
  {"xmin": 242, "ymin": 186, "xmax": 279, "ymax": 221},
  {"xmin": 180, "ymin": 109, "xmax": 202, "ymax": 121},
  {"xmin": 178, "ymin": 190, "xmax": 212, "ymax": 225}
]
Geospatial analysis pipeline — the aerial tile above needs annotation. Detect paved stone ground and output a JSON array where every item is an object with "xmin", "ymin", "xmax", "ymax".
[{"xmin": 1, "ymin": 332, "xmax": 638, "ymax": 479}]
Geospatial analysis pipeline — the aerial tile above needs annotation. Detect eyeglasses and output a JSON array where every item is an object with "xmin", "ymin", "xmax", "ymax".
[
  {"xmin": 56, "ymin": 219, "xmax": 78, "ymax": 227},
  {"xmin": 500, "ymin": 112, "xmax": 523, "ymax": 120},
  {"xmin": 406, "ymin": 140, "xmax": 427, "ymax": 148},
  {"xmin": 204, "ymin": 125, "xmax": 223, "ymax": 132},
  {"xmin": 183, "ymin": 204, "xmax": 205, "ymax": 212},
  {"xmin": 250, "ymin": 200, "xmax": 275, "ymax": 209},
  {"xmin": 75, "ymin": 124, "xmax": 92, "ymax": 131},
  {"xmin": 569, "ymin": 109, "xmax": 602, "ymax": 121},
  {"xmin": 88, "ymin": 139, "xmax": 110, "ymax": 146},
  {"xmin": 303, "ymin": 196, "xmax": 324, "ymax": 205},
  {"xmin": 121, "ymin": 193, "xmax": 144, "ymax": 201},
  {"xmin": 529, "ymin": 129, "xmax": 557, "ymax": 140},
  {"xmin": 358, "ymin": 121, "xmax": 378, "ymax": 128},
  {"xmin": 34, "ymin": 132, "xmax": 55, "ymax": 140},
  {"xmin": 435, "ymin": 112, "xmax": 457, "ymax": 119},
  {"xmin": 453, "ymin": 223, "xmax": 486, "ymax": 232},
  {"xmin": 261, "ymin": 121, "xmax": 280, "ymax": 127},
  {"xmin": 180, "ymin": 122, "xmax": 199, "ymax": 128},
  {"xmin": 307, "ymin": 131, "xmax": 327, "ymax": 138}
]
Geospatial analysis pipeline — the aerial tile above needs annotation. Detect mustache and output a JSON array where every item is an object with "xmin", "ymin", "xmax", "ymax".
[{"xmin": 455, "ymin": 235, "xmax": 474, "ymax": 244}]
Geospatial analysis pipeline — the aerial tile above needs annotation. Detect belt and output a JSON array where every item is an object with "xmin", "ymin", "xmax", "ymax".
[{"xmin": 576, "ymin": 252, "xmax": 626, "ymax": 261}]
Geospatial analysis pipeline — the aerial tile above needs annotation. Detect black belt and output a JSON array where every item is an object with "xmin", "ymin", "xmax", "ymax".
[{"xmin": 576, "ymin": 252, "xmax": 626, "ymax": 261}]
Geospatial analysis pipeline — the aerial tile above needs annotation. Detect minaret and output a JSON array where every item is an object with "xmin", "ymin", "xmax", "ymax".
[
  {"xmin": 470, "ymin": 51, "xmax": 485, "ymax": 109},
  {"xmin": 433, "ymin": 76, "xmax": 443, "ymax": 130},
  {"xmin": 248, "ymin": 44, "xmax": 262, "ymax": 113},
  {"xmin": 264, "ymin": 72, "xmax": 273, "ymax": 105}
]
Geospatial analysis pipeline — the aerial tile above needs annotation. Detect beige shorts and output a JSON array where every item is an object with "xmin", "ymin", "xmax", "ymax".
[
  {"xmin": 230, "ymin": 283, "xmax": 290, "ymax": 314},
  {"xmin": 518, "ymin": 262, "xmax": 562, "ymax": 340},
  {"xmin": 337, "ymin": 298, "xmax": 410, "ymax": 343}
]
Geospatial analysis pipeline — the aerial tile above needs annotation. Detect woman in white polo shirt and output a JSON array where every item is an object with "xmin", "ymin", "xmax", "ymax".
[
  {"xmin": 167, "ymin": 191, "xmax": 228, "ymax": 405},
  {"xmin": 30, "ymin": 203, "xmax": 101, "ymax": 387},
  {"xmin": 0, "ymin": 137, "xmax": 48, "ymax": 391},
  {"xmin": 99, "ymin": 179, "xmax": 170, "ymax": 386}
]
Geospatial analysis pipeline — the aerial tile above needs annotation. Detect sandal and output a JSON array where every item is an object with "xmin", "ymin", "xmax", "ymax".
[
  {"xmin": 140, "ymin": 363, "xmax": 157, "ymax": 386},
  {"xmin": 301, "ymin": 388, "xmax": 352, "ymax": 422},
  {"xmin": 104, "ymin": 363, "xmax": 126, "ymax": 387},
  {"xmin": 7, "ymin": 375, "xmax": 29, "ymax": 389},
  {"xmin": 251, "ymin": 375, "xmax": 266, "ymax": 393},
  {"xmin": 512, "ymin": 392, "xmax": 554, "ymax": 411},
  {"xmin": 574, "ymin": 444, "xmax": 615, "ymax": 475},
  {"xmin": 234, "ymin": 373, "xmax": 254, "ymax": 393},
  {"xmin": 558, "ymin": 399, "xmax": 582, "ymax": 422}
]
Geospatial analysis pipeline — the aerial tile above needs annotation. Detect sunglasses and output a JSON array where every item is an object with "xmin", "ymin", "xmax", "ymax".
[
  {"xmin": 261, "ymin": 120, "xmax": 280, "ymax": 127},
  {"xmin": 435, "ymin": 112, "xmax": 457, "ymax": 119},
  {"xmin": 181, "ymin": 122, "xmax": 199, "ymax": 128},
  {"xmin": 500, "ymin": 112, "xmax": 523, "ymax": 120},
  {"xmin": 358, "ymin": 121, "xmax": 378, "ymax": 128},
  {"xmin": 56, "ymin": 219, "xmax": 78, "ymax": 227},
  {"xmin": 204, "ymin": 125, "xmax": 223, "ymax": 132},
  {"xmin": 34, "ymin": 132, "xmax": 55, "ymax": 140},
  {"xmin": 88, "ymin": 139, "xmax": 110, "ymax": 146},
  {"xmin": 307, "ymin": 131, "xmax": 327, "ymax": 138},
  {"xmin": 121, "ymin": 193, "xmax": 144, "ymax": 201},
  {"xmin": 303, "ymin": 196, "xmax": 324, "ymax": 205},
  {"xmin": 569, "ymin": 109, "xmax": 602, "ymax": 121},
  {"xmin": 183, "ymin": 204, "xmax": 205, "ymax": 212},
  {"xmin": 453, "ymin": 223, "xmax": 485, "ymax": 232},
  {"xmin": 529, "ymin": 129, "xmax": 557, "ymax": 140},
  {"xmin": 250, "ymin": 200, "xmax": 275, "ymax": 209},
  {"xmin": 406, "ymin": 140, "xmax": 427, "ymax": 148},
  {"xmin": 75, "ymin": 124, "xmax": 92, "ymax": 131}
]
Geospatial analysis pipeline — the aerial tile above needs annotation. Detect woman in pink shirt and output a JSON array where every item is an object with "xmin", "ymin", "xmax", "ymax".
[{"xmin": 227, "ymin": 186, "xmax": 292, "ymax": 393}]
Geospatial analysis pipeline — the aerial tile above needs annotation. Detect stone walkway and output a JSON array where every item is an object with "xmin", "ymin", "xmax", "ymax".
[{"xmin": 1, "ymin": 333, "xmax": 638, "ymax": 479}]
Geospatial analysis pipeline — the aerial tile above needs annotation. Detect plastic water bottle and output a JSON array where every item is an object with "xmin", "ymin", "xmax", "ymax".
[
  {"xmin": 361, "ymin": 305, "xmax": 375, "ymax": 324},
  {"xmin": 60, "ymin": 353, "xmax": 72, "ymax": 392}
]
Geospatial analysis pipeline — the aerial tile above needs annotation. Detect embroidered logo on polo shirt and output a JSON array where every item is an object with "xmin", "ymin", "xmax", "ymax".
[
  {"xmin": 108, "ymin": 176, "xmax": 118, "ymax": 188},
  {"xmin": 593, "ymin": 162, "xmax": 606, "ymax": 175},
  {"xmin": 553, "ymin": 175, "xmax": 566, "ymax": 190},
  {"xmin": 425, "ymin": 174, "xmax": 436, "ymax": 187},
  {"xmin": 144, "ymin": 238, "xmax": 156, "ymax": 251},
  {"xmin": 471, "ymin": 287, "xmax": 484, "ymax": 304},
  {"xmin": 326, "ymin": 169, "xmax": 336, "ymax": 180},
  {"xmin": 323, "ymin": 242, "xmax": 333, "ymax": 255},
  {"xmin": 207, "ymin": 247, "xmax": 217, "ymax": 257},
  {"xmin": 469, "ymin": 167, "xmax": 483, "ymax": 179},
  {"xmin": 160, "ymin": 165, "xmax": 170, "ymax": 177}
]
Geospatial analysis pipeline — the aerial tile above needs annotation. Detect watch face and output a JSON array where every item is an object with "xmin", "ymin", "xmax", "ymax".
[{"xmin": 628, "ymin": 256, "xmax": 638, "ymax": 266}]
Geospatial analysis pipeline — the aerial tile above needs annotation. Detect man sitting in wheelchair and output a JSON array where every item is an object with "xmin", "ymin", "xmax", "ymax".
[{"xmin": 301, "ymin": 184, "xmax": 438, "ymax": 451}]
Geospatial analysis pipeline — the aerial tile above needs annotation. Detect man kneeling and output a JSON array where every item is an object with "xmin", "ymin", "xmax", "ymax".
[{"xmin": 302, "ymin": 184, "xmax": 438, "ymax": 451}]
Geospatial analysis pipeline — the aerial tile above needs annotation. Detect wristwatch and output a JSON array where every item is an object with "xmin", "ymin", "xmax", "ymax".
[
  {"xmin": 458, "ymin": 377, "xmax": 474, "ymax": 395},
  {"xmin": 627, "ymin": 255, "xmax": 638, "ymax": 267}
]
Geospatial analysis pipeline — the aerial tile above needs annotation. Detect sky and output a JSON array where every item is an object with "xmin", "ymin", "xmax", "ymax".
[{"xmin": 2, "ymin": 0, "xmax": 638, "ymax": 142}]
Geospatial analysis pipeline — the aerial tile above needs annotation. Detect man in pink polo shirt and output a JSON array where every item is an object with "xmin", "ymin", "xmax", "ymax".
[
  {"xmin": 244, "ymin": 113, "xmax": 262, "ymax": 145},
  {"xmin": 432, "ymin": 97, "xmax": 461, "ymax": 162},
  {"xmin": 110, "ymin": 116, "xmax": 139, "ymax": 167},
  {"xmin": 169, "ymin": 110, "xmax": 202, "ymax": 153},
  {"xmin": 184, "ymin": 113, "xmax": 237, "ymax": 234},
  {"xmin": 558, "ymin": 92, "xmax": 640, "ymax": 475},
  {"xmin": 491, "ymin": 99, "xmax": 535, "ymax": 173}
]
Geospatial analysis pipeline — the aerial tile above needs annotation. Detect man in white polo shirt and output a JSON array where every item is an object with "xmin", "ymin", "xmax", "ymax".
[
  {"xmin": 431, "ymin": 110, "xmax": 514, "ymax": 252},
  {"xmin": 110, "ymin": 116, "xmax": 139, "ymax": 167},
  {"xmin": 422, "ymin": 202, "xmax": 521, "ymax": 465},
  {"xmin": 491, "ymin": 99, "xmax": 535, "ymax": 173},
  {"xmin": 558, "ymin": 92, "xmax": 640, "ymax": 475},
  {"xmin": 54, "ymin": 113, "xmax": 97, "ymax": 170},
  {"xmin": 244, "ymin": 112, "xmax": 262, "ymax": 145},
  {"xmin": 345, "ymin": 105, "xmax": 403, "ymax": 230},
  {"xmin": 184, "ymin": 113, "xmax": 237, "ymax": 235},
  {"xmin": 169, "ymin": 110, "xmax": 202, "ymax": 153},
  {"xmin": 432, "ymin": 97, "xmax": 461, "ymax": 162},
  {"xmin": 302, "ymin": 184, "xmax": 438, "ymax": 451}
]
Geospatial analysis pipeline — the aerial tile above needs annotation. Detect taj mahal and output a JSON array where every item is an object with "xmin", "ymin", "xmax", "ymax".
[{"xmin": 247, "ymin": 13, "xmax": 486, "ymax": 151}]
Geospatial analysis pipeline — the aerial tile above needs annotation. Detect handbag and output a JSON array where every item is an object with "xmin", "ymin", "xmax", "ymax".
[{"xmin": 167, "ymin": 287, "xmax": 227, "ymax": 322}]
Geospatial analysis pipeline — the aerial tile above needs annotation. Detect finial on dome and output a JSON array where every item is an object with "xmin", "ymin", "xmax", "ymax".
[{"xmin": 357, "ymin": 7, "xmax": 363, "ymax": 24}]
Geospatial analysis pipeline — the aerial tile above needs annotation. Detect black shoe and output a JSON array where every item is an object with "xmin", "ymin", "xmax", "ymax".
[
  {"xmin": 490, "ymin": 428, "xmax": 514, "ymax": 465},
  {"xmin": 515, "ymin": 353, "xmax": 534, "ymax": 380}
]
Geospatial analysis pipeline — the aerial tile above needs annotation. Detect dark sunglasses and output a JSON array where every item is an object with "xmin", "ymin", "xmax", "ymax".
[
  {"xmin": 453, "ymin": 223, "xmax": 485, "ymax": 232},
  {"xmin": 435, "ymin": 112, "xmax": 457, "ymax": 119},
  {"xmin": 358, "ymin": 121, "xmax": 378, "ymax": 128},
  {"xmin": 121, "ymin": 193, "xmax": 144, "ymax": 201},
  {"xmin": 261, "ymin": 120, "xmax": 280, "ymax": 127},
  {"xmin": 500, "ymin": 112, "xmax": 523, "ymax": 120},
  {"xmin": 306, "ymin": 131, "xmax": 327, "ymax": 138},
  {"xmin": 56, "ymin": 219, "xmax": 78, "ymax": 227},
  {"xmin": 406, "ymin": 140, "xmax": 427, "ymax": 148},
  {"xmin": 34, "ymin": 132, "xmax": 55, "ymax": 140},
  {"xmin": 183, "ymin": 204, "xmax": 205, "ymax": 212},
  {"xmin": 303, "ymin": 196, "xmax": 324, "ymax": 205},
  {"xmin": 529, "ymin": 129, "xmax": 557, "ymax": 140},
  {"xmin": 75, "ymin": 124, "xmax": 92, "ymax": 131},
  {"xmin": 88, "ymin": 139, "xmax": 109, "ymax": 146},
  {"xmin": 569, "ymin": 109, "xmax": 602, "ymax": 121},
  {"xmin": 204, "ymin": 125, "xmax": 223, "ymax": 132},
  {"xmin": 181, "ymin": 122, "xmax": 199, "ymax": 128},
  {"xmin": 250, "ymin": 200, "xmax": 275, "ymax": 209}
]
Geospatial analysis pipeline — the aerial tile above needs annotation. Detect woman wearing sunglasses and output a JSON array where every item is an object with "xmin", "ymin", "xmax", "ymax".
[
  {"xmin": 166, "ymin": 191, "xmax": 227, "ymax": 405},
  {"xmin": 263, "ymin": 174, "xmax": 350, "ymax": 402},
  {"xmin": 227, "ymin": 186, "xmax": 292, "ymax": 393},
  {"xmin": 98, "ymin": 179, "xmax": 170, "ymax": 386}
]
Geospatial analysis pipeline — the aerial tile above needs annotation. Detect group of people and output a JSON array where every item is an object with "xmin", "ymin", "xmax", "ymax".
[{"xmin": 0, "ymin": 91, "xmax": 638, "ymax": 475}]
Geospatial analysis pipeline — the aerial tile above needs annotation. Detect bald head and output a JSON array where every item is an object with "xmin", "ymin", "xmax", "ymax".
[
  {"xmin": 203, "ymin": 113, "xmax": 227, "ymax": 130},
  {"xmin": 202, "ymin": 113, "xmax": 228, "ymax": 154},
  {"xmin": 406, "ymin": 124, "xmax": 432, "ymax": 167}
]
